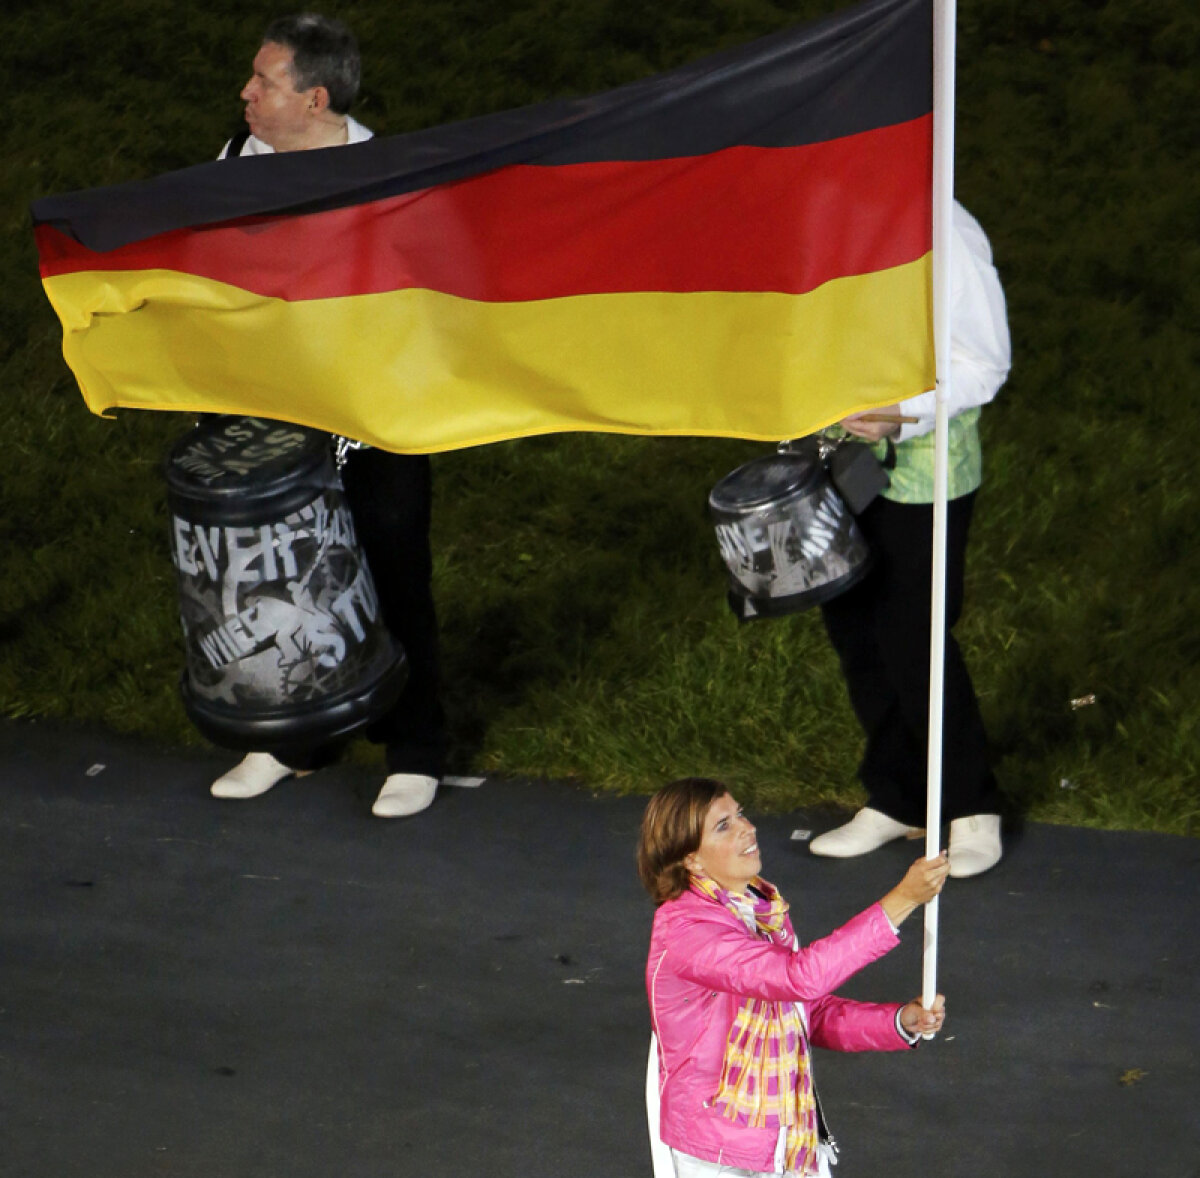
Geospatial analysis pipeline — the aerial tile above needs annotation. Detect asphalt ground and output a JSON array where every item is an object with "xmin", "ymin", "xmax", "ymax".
[{"xmin": 2, "ymin": 719, "xmax": 1197, "ymax": 1178}]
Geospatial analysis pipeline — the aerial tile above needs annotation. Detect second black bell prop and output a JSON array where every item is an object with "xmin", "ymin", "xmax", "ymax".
[{"xmin": 708, "ymin": 441, "xmax": 872, "ymax": 621}]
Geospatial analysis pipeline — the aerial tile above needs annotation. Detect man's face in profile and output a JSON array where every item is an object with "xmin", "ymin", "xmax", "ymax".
[{"xmin": 240, "ymin": 41, "xmax": 314, "ymax": 150}]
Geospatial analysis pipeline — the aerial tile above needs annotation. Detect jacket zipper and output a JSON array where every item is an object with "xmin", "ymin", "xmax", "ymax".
[{"xmin": 798, "ymin": 1014, "xmax": 839, "ymax": 1162}]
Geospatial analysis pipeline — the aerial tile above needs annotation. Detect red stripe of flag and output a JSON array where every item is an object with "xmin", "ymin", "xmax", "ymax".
[{"xmin": 37, "ymin": 116, "xmax": 930, "ymax": 302}]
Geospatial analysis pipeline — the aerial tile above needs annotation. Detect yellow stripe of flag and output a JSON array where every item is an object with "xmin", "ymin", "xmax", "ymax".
[{"xmin": 43, "ymin": 255, "xmax": 932, "ymax": 454}]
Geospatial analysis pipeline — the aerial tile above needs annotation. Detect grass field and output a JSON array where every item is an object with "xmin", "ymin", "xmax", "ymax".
[{"xmin": 2, "ymin": 0, "xmax": 1196, "ymax": 834}]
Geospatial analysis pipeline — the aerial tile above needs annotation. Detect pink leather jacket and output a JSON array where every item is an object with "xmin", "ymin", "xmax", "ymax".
[{"xmin": 646, "ymin": 887, "xmax": 910, "ymax": 1172}]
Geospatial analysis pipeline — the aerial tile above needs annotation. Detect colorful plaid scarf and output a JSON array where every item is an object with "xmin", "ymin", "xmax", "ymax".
[{"xmin": 690, "ymin": 873, "xmax": 820, "ymax": 1176}]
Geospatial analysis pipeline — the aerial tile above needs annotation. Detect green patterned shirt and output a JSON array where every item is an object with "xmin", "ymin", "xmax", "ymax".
[{"xmin": 873, "ymin": 407, "xmax": 983, "ymax": 504}]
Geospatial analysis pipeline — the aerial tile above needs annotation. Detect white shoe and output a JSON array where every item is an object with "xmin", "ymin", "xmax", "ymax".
[
  {"xmin": 810, "ymin": 807, "xmax": 922, "ymax": 858},
  {"xmin": 948, "ymin": 814, "xmax": 1002, "ymax": 877},
  {"xmin": 372, "ymin": 773, "xmax": 438, "ymax": 818},
  {"xmin": 210, "ymin": 752, "xmax": 296, "ymax": 799}
]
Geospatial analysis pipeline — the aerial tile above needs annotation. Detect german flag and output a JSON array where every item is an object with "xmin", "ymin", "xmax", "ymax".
[{"xmin": 33, "ymin": 0, "xmax": 933, "ymax": 455}]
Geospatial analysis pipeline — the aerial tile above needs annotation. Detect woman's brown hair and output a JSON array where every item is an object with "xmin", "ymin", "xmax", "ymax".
[{"xmin": 637, "ymin": 777, "xmax": 728, "ymax": 904}]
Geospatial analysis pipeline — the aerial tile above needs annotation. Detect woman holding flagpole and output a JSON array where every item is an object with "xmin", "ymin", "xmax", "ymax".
[{"xmin": 640, "ymin": 777, "xmax": 947, "ymax": 1177}]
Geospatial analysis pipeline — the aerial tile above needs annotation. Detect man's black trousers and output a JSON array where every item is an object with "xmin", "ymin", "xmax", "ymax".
[
  {"xmin": 278, "ymin": 447, "xmax": 447, "ymax": 778},
  {"xmin": 819, "ymin": 492, "xmax": 1001, "ymax": 827}
]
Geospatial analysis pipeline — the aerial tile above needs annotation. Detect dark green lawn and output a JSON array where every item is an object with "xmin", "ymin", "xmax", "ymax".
[{"xmin": 2, "ymin": 0, "xmax": 1196, "ymax": 833}]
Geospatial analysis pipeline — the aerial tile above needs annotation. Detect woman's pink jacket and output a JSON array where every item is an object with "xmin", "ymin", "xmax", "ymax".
[{"xmin": 646, "ymin": 888, "xmax": 910, "ymax": 1172}]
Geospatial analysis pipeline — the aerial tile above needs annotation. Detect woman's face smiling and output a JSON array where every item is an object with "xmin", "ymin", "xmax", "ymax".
[{"xmin": 687, "ymin": 793, "xmax": 761, "ymax": 894}]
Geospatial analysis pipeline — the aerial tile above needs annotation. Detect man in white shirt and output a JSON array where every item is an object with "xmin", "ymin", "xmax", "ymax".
[
  {"xmin": 210, "ymin": 15, "xmax": 446, "ymax": 818},
  {"xmin": 810, "ymin": 205, "xmax": 1011, "ymax": 877},
  {"xmin": 218, "ymin": 15, "xmax": 370, "ymax": 156}
]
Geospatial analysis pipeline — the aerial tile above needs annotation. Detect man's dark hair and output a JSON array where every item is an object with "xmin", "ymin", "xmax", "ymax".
[{"xmin": 263, "ymin": 13, "xmax": 360, "ymax": 114}]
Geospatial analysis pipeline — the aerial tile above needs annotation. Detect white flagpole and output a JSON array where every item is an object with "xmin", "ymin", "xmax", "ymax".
[{"xmin": 923, "ymin": 0, "xmax": 957, "ymax": 1020}]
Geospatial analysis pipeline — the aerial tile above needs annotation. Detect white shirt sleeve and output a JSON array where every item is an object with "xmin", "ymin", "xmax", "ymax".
[
  {"xmin": 896, "ymin": 202, "xmax": 1012, "ymax": 443},
  {"xmin": 894, "ymin": 1007, "xmax": 921, "ymax": 1046}
]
